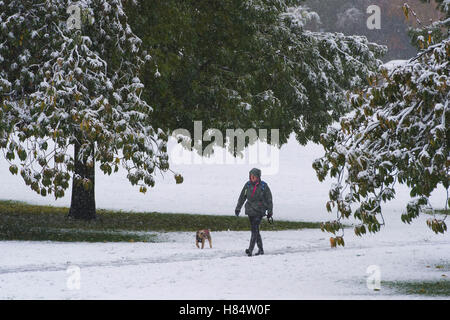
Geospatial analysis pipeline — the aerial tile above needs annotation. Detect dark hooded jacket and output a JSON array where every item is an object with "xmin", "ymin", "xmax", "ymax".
[{"xmin": 235, "ymin": 168, "xmax": 273, "ymax": 217}]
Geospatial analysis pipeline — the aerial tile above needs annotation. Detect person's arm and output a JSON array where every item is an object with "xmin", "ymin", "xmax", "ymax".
[
  {"xmin": 235, "ymin": 183, "xmax": 247, "ymax": 214},
  {"xmin": 264, "ymin": 185, "xmax": 273, "ymax": 216}
]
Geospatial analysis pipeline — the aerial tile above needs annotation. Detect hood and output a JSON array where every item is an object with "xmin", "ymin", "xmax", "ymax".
[{"xmin": 249, "ymin": 168, "xmax": 261, "ymax": 182}]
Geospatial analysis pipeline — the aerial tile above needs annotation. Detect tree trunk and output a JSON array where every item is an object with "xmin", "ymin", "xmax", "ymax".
[{"xmin": 68, "ymin": 141, "xmax": 96, "ymax": 220}]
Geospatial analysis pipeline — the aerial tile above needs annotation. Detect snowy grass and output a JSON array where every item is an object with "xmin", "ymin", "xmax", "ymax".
[
  {"xmin": 383, "ymin": 279, "xmax": 450, "ymax": 296},
  {"xmin": 428, "ymin": 209, "xmax": 449, "ymax": 215},
  {"xmin": 0, "ymin": 200, "xmax": 321, "ymax": 242},
  {"xmin": 0, "ymin": 227, "xmax": 160, "ymax": 243}
]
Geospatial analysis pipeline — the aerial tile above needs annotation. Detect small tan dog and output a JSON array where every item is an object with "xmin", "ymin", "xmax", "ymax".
[{"xmin": 195, "ymin": 229, "xmax": 212, "ymax": 249}]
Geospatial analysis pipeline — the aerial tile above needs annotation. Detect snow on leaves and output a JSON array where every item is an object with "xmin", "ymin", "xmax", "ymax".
[
  {"xmin": 263, "ymin": 2, "xmax": 386, "ymax": 145},
  {"xmin": 0, "ymin": 0, "xmax": 168, "ymax": 199},
  {"xmin": 314, "ymin": 36, "xmax": 449, "ymax": 243}
]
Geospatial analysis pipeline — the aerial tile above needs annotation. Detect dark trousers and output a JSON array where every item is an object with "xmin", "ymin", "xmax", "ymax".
[{"xmin": 248, "ymin": 215, "xmax": 263, "ymax": 252}]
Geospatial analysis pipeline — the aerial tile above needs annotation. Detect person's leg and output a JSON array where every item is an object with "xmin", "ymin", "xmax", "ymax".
[
  {"xmin": 247, "ymin": 216, "xmax": 257, "ymax": 254},
  {"xmin": 254, "ymin": 216, "xmax": 264, "ymax": 255},
  {"xmin": 256, "ymin": 232, "xmax": 263, "ymax": 254},
  {"xmin": 248, "ymin": 215, "xmax": 263, "ymax": 255}
]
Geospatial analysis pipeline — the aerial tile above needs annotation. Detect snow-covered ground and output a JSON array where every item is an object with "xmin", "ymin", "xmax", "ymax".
[
  {"xmin": 0, "ymin": 135, "xmax": 449, "ymax": 299},
  {"xmin": 0, "ymin": 214, "xmax": 449, "ymax": 299}
]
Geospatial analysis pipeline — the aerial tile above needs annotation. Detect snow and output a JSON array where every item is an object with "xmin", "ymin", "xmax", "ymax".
[
  {"xmin": 383, "ymin": 60, "xmax": 408, "ymax": 71},
  {"xmin": 0, "ymin": 215, "xmax": 449, "ymax": 299},
  {"xmin": 0, "ymin": 135, "xmax": 449, "ymax": 299}
]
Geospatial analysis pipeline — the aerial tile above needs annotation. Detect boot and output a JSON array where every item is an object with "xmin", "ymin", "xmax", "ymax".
[
  {"xmin": 256, "ymin": 236, "xmax": 263, "ymax": 256},
  {"xmin": 245, "ymin": 248, "xmax": 252, "ymax": 256}
]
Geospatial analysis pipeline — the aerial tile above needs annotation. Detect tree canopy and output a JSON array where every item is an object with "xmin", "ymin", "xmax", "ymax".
[
  {"xmin": 314, "ymin": 0, "xmax": 449, "ymax": 244},
  {"xmin": 0, "ymin": 0, "xmax": 169, "ymax": 217},
  {"xmin": 125, "ymin": 0, "xmax": 386, "ymax": 150}
]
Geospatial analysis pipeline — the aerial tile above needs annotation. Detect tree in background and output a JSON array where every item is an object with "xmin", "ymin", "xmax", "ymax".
[
  {"xmin": 0, "ymin": 0, "xmax": 171, "ymax": 219},
  {"xmin": 314, "ymin": 0, "xmax": 449, "ymax": 246},
  {"xmin": 126, "ymin": 0, "xmax": 386, "ymax": 155},
  {"xmin": 304, "ymin": 0, "xmax": 443, "ymax": 61}
]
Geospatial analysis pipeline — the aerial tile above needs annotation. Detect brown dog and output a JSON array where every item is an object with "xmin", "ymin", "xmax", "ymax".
[{"xmin": 195, "ymin": 229, "xmax": 212, "ymax": 249}]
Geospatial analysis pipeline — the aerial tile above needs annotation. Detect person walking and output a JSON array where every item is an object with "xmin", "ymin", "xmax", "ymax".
[{"xmin": 235, "ymin": 168, "xmax": 273, "ymax": 256}]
